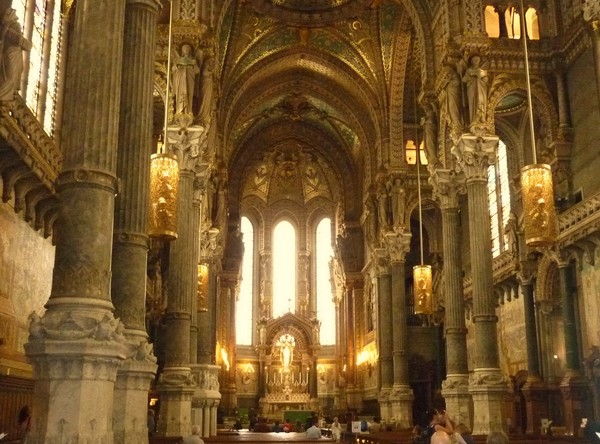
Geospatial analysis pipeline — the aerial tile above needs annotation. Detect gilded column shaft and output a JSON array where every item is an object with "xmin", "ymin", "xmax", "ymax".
[
  {"xmin": 112, "ymin": 0, "xmax": 161, "ymax": 333},
  {"xmin": 391, "ymin": 262, "xmax": 408, "ymax": 384}
]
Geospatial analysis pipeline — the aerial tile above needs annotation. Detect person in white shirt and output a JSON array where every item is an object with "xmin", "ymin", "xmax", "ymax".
[{"xmin": 306, "ymin": 421, "xmax": 322, "ymax": 439}]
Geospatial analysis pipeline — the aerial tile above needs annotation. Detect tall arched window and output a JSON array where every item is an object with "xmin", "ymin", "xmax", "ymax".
[
  {"xmin": 316, "ymin": 218, "xmax": 335, "ymax": 345},
  {"xmin": 236, "ymin": 217, "xmax": 254, "ymax": 345},
  {"xmin": 15, "ymin": 0, "xmax": 63, "ymax": 135},
  {"xmin": 485, "ymin": 5, "xmax": 501, "ymax": 38},
  {"xmin": 488, "ymin": 140, "xmax": 511, "ymax": 257},
  {"xmin": 273, "ymin": 221, "xmax": 296, "ymax": 317}
]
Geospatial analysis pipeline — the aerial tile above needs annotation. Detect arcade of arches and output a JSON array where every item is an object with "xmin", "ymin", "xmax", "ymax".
[{"xmin": 2, "ymin": 0, "xmax": 600, "ymax": 442}]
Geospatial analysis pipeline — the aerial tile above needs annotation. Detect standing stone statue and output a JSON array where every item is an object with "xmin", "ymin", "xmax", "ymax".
[
  {"xmin": 197, "ymin": 56, "xmax": 215, "ymax": 125},
  {"xmin": 172, "ymin": 43, "xmax": 200, "ymax": 115},
  {"xmin": 440, "ymin": 62, "xmax": 464, "ymax": 136},
  {"xmin": 0, "ymin": 2, "xmax": 31, "ymax": 101},
  {"xmin": 462, "ymin": 54, "xmax": 489, "ymax": 128},
  {"xmin": 388, "ymin": 178, "xmax": 406, "ymax": 230},
  {"xmin": 376, "ymin": 180, "xmax": 390, "ymax": 231},
  {"xmin": 421, "ymin": 103, "xmax": 439, "ymax": 168}
]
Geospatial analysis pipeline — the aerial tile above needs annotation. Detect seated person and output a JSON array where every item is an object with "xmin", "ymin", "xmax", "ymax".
[
  {"xmin": 294, "ymin": 419, "xmax": 305, "ymax": 432},
  {"xmin": 369, "ymin": 416, "xmax": 382, "ymax": 433},
  {"xmin": 306, "ymin": 420, "xmax": 322, "ymax": 439},
  {"xmin": 252, "ymin": 418, "xmax": 271, "ymax": 432},
  {"xmin": 272, "ymin": 420, "xmax": 283, "ymax": 433},
  {"xmin": 282, "ymin": 420, "xmax": 294, "ymax": 432}
]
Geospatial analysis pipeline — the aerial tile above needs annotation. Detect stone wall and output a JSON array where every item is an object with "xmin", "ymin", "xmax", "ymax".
[{"xmin": 0, "ymin": 199, "xmax": 54, "ymax": 376}]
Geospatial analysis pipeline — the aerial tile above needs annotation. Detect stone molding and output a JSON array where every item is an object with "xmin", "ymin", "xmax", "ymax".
[
  {"xmin": 452, "ymin": 134, "xmax": 499, "ymax": 182},
  {"xmin": 430, "ymin": 169, "xmax": 466, "ymax": 210},
  {"xmin": 383, "ymin": 230, "xmax": 411, "ymax": 263}
]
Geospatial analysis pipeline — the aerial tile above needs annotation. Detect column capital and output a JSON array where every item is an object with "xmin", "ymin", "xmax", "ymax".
[
  {"xmin": 167, "ymin": 125, "xmax": 208, "ymax": 171},
  {"xmin": 383, "ymin": 230, "xmax": 411, "ymax": 263},
  {"xmin": 583, "ymin": 0, "xmax": 600, "ymax": 26},
  {"xmin": 452, "ymin": 134, "xmax": 498, "ymax": 182},
  {"xmin": 430, "ymin": 169, "xmax": 466, "ymax": 210},
  {"xmin": 373, "ymin": 248, "xmax": 391, "ymax": 276}
]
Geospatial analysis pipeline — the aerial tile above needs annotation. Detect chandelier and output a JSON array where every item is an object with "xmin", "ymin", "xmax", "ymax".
[
  {"xmin": 148, "ymin": 0, "xmax": 179, "ymax": 241},
  {"xmin": 518, "ymin": 0, "xmax": 557, "ymax": 247}
]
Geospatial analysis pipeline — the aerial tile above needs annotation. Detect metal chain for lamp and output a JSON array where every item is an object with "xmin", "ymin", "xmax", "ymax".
[{"xmin": 519, "ymin": 0, "xmax": 558, "ymax": 247}]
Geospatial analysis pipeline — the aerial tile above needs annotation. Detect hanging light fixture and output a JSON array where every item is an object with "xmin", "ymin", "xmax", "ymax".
[
  {"xmin": 519, "ymin": 0, "xmax": 557, "ymax": 247},
  {"xmin": 412, "ymin": 79, "xmax": 433, "ymax": 315},
  {"xmin": 149, "ymin": 0, "xmax": 179, "ymax": 241},
  {"xmin": 197, "ymin": 263, "xmax": 209, "ymax": 312}
]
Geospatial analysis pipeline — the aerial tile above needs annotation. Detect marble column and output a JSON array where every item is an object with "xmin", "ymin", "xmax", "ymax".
[
  {"xmin": 156, "ymin": 128, "xmax": 203, "ymax": 436},
  {"xmin": 454, "ymin": 134, "xmax": 508, "ymax": 434},
  {"xmin": 189, "ymin": 180, "xmax": 202, "ymax": 364},
  {"xmin": 384, "ymin": 231, "xmax": 413, "ymax": 427},
  {"xmin": 431, "ymin": 169, "xmax": 472, "ymax": 429},
  {"xmin": 190, "ymin": 364, "xmax": 221, "ymax": 438},
  {"xmin": 24, "ymin": 2, "xmax": 128, "ymax": 443},
  {"xmin": 518, "ymin": 270, "xmax": 548, "ymax": 435},
  {"xmin": 583, "ymin": 1, "xmax": 600, "ymax": 108},
  {"xmin": 555, "ymin": 259, "xmax": 589, "ymax": 435},
  {"xmin": 346, "ymin": 281, "xmax": 363, "ymax": 410},
  {"xmin": 374, "ymin": 247, "xmax": 393, "ymax": 420},
  {"xmin": 111, "ymin": 1, "xmax": 161, "ymax": 442}
]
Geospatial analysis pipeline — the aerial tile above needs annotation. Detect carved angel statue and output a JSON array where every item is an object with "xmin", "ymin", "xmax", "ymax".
[
  {"xmin": 0, "ymin": 3, "xmax": 32, "ymax": 101},
  {"xmin": 171, "ymin": 43, "xmax": 201, "ymax": 115},
  {"xmin": 461, "ymin": 54, "xmax": 489, "ymax": 129}
]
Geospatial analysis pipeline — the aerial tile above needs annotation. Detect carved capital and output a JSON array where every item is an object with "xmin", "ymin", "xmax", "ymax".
[
  {"xmin": 430, "ymin": 169, "xmax": 466, "ymax": 209},
  {"xmin": 166, "ymin": 125, "xmax": 207, "ymax": 171},
  {"xmin": 373, "ymin": 248, "xmax": 390, "ymax": 276},
  {"xmin": 469, "ymin": 368, "xmax": 508, "ymax": 389},
  {"xmin": 383, "ymin": 231, "xmax": 411, "ymax": 263},
  {"xmin": 452, "ymin": 134, "xmax": 498, "ymax": 182},
  {"xmin": 583, "ymin": 0, "xmax": 600, "ymax": 25}
]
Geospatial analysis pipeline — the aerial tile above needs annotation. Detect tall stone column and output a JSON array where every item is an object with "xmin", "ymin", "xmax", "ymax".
[
  {"xmin": 431, "ymin": 169, "xmax": 472, "ymax": 428},
  {"xmin": 384, "ymin": 231, "xmax": 413, "ymax": 427},
  {"xmin": 189, "ymin": 180, "xmax": 203, "ymax": 364},
  {"xmin": 111, "ymin": 1, "xmax": 161, "ymax": 442},
  {"xmin": 454, "ymin": 134, "xmax": 508, "ymax": 434},
  {"xmin": 554, "ymin": 257, "xmax": 589, "ymax": 435},
  {"xmin": 156, "ymin": 128, "xmax": 203, "ymax": 436},
  {"xmin": 583, "ymin": 1, "xmax": 600, "ymax": 107},
  {"xmin": 24, "ymin": 2, "xmax": 128, "ymax": 443},
  {"xmin": 518, "ymin": 269, "xmax": 548, "ymax": 435},
  {"xmin": 346, "ymin": 280, "xmax": 363, "ymax": 410},
  {"xmin": 374, "ymin": 247, "xmax": 393, "ymax": 420},
  {"xmin": 217, "ymin": 275, "xmax": 238, "ymax": 412}
]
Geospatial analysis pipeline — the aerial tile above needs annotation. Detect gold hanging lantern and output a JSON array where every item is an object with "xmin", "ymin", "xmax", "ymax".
[
  {"xmin": 521, "ymin": 164, "xmax": 557, "ymax": 247},
  {"xmin": 413, "ymin": 264, "xmax": 433, "ymax": 315},
  {"xmin": 197, "ymin": 263, "xmax": 209, "ymax": 312},
  {"xmin": 149, "ymin": 152, "xmax": 179, "ymax": 240}
]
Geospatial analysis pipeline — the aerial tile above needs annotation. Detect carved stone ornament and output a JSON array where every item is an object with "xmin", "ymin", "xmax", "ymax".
[
  {"xmin": 158, "ymin": 370, "xmax": 196, "ymax": 387},
  {"xmin": 583, "ymin": 0, "xmax": 600, "ymax": 23},
  {"xmin": 28, "ymin": 311, "xmax": 127, "ymax": 343},
  {"xmin": 133, "ymin": 340, "xmax": 158, "ymax": 364},
  {"xmin": 452, "ymin": 134, "xmax": 499, "ymax": 182},
  {"xmin": 430, "ymin": 169, "xmax": 466, "ymax": 210},
  {"xmin": 384, "ymin": 231, "xmax": 411, "ymax": 263},
  {"xmin": 469, "ymin": 369, "xmax": 508, "ymax": 388},
  {"xmin": 442, "ymin": 375, "xmax": 470, "ymax": 391}
]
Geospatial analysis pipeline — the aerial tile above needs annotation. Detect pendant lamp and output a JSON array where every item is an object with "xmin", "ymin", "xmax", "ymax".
[{"xmin": 149, "ymin": 0, "xmax": 179, "ymax": 241}]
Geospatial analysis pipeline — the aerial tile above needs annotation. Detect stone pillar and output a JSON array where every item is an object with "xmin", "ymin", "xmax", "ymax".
[
  {"xmin": 24, "ymin": 2, "xmax": 128, "ymax": 443},
  {"xmin": 454, "ymin": 134, "xmax": 508, "ymax": 434},
  {"xmin": 189, "ymin": 180, "xmax": 202, "ymax": 364},
  {"xmin": 555, "ymin": 259, "xmax": 589, "ymax": 435},
  {"xmin": 298, "ymin": 251, "xmax": 310, "ymax": 317},
  {"xmin": 190, "ymin": 364, "xmax": 221, "ymax": 438},
  {"xmin": 374, "ymin": 247, "xmax": 393, "ymax": 419},
  {"xmin": 111, "ymin": 1, "xmax": 161, "ymax": 442},
  {"xmin": 583, "ymin": 1, "xmax": 600, "ymax": 108},
  {"xmin": 519, "ymin": 270, "xmax": 548, "ymax": 435},
  {"xmin": 310, "ymin": 355, "xmax": 319, "ymax": 411},
  {"xmin": 156, "ymin": 127, "xmax": 204, "ymax": 437},
  {"xmin": 217, "ymin": 276, "xmax": 238, "ymax": 412},
  {"xmin": 383, "ymin": 231, "xmax": 413, "ymax": 426},
  {"xmin": 431, "ymin": 169, "xmax": 472, "ymax": 429},
  {"xmin": 346, "ymin": 281, "xmax": 363, "ymax": 410}
]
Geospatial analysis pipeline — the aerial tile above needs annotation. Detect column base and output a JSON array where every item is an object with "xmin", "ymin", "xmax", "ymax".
[
  {"xmin": 156, "ymin": 366, "xmax": 196, "ymax": 437},
  {"xmin": 469, "ymin": 368, "xmax": 508, "ymax": 435},
  {"xmin": 389, "ymin": 385, "xmax": 414, "ymax": 428},
  {"xmin": 113, "ymin": 346, "xmax": 158, "ymax": 444},
  {"xmin": 24, "ymin": 307, "xmax": 129, "ymax": 444},
  {"xmin": 521, "ymin": 377, "xmax": 548, "ymax": 435},
  {"xmin": 560, "ymin": 372, "xmax": 590, "ymax": 436},
  {"xmin": 442, "ymin": 374, "xmax": 472, "ymax": 429},
  {"xmin": 345, "ymin": 385, "xmax": 363, "ymax": 411},
  {"xmin": 378, "ymin": 387, "xmax": 393, "ymax": 422},
  {"xmin": 190, "ymin": 364, "xmax": 221, "ymax": 438}
]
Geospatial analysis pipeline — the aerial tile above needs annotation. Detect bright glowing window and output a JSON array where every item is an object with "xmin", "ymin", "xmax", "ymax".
[
  {"xmin": 18, "ymin": 0, "xmax": 63, "ymax": 136},
  {"xmin": 316, "ymin": 218, "xmax": 335, "ymax": 345},
  {"xmin": 273, "ymin": 221, "xmax": 296, "ymax": 317},
  {"xmin": 485, "ymin": 6, "xmax": 500, "ymax": 38},
  {"xmin": 525, "ymin": 8, "xmax": 540, "ymax": 40},
  {"xmin": 488, "ymin": 140, "xmax": 511, "ymax": 257},
  {"xmin": 236, "ymin": 217, "xmax": 254, "ymax": 345},
  {"xmin": 505, "ymin": 7, "xmax": 522, "ymax": 39},
  {"xmin": 405, "ymin": 139, "xmax": 428, "ymax": 165}
]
